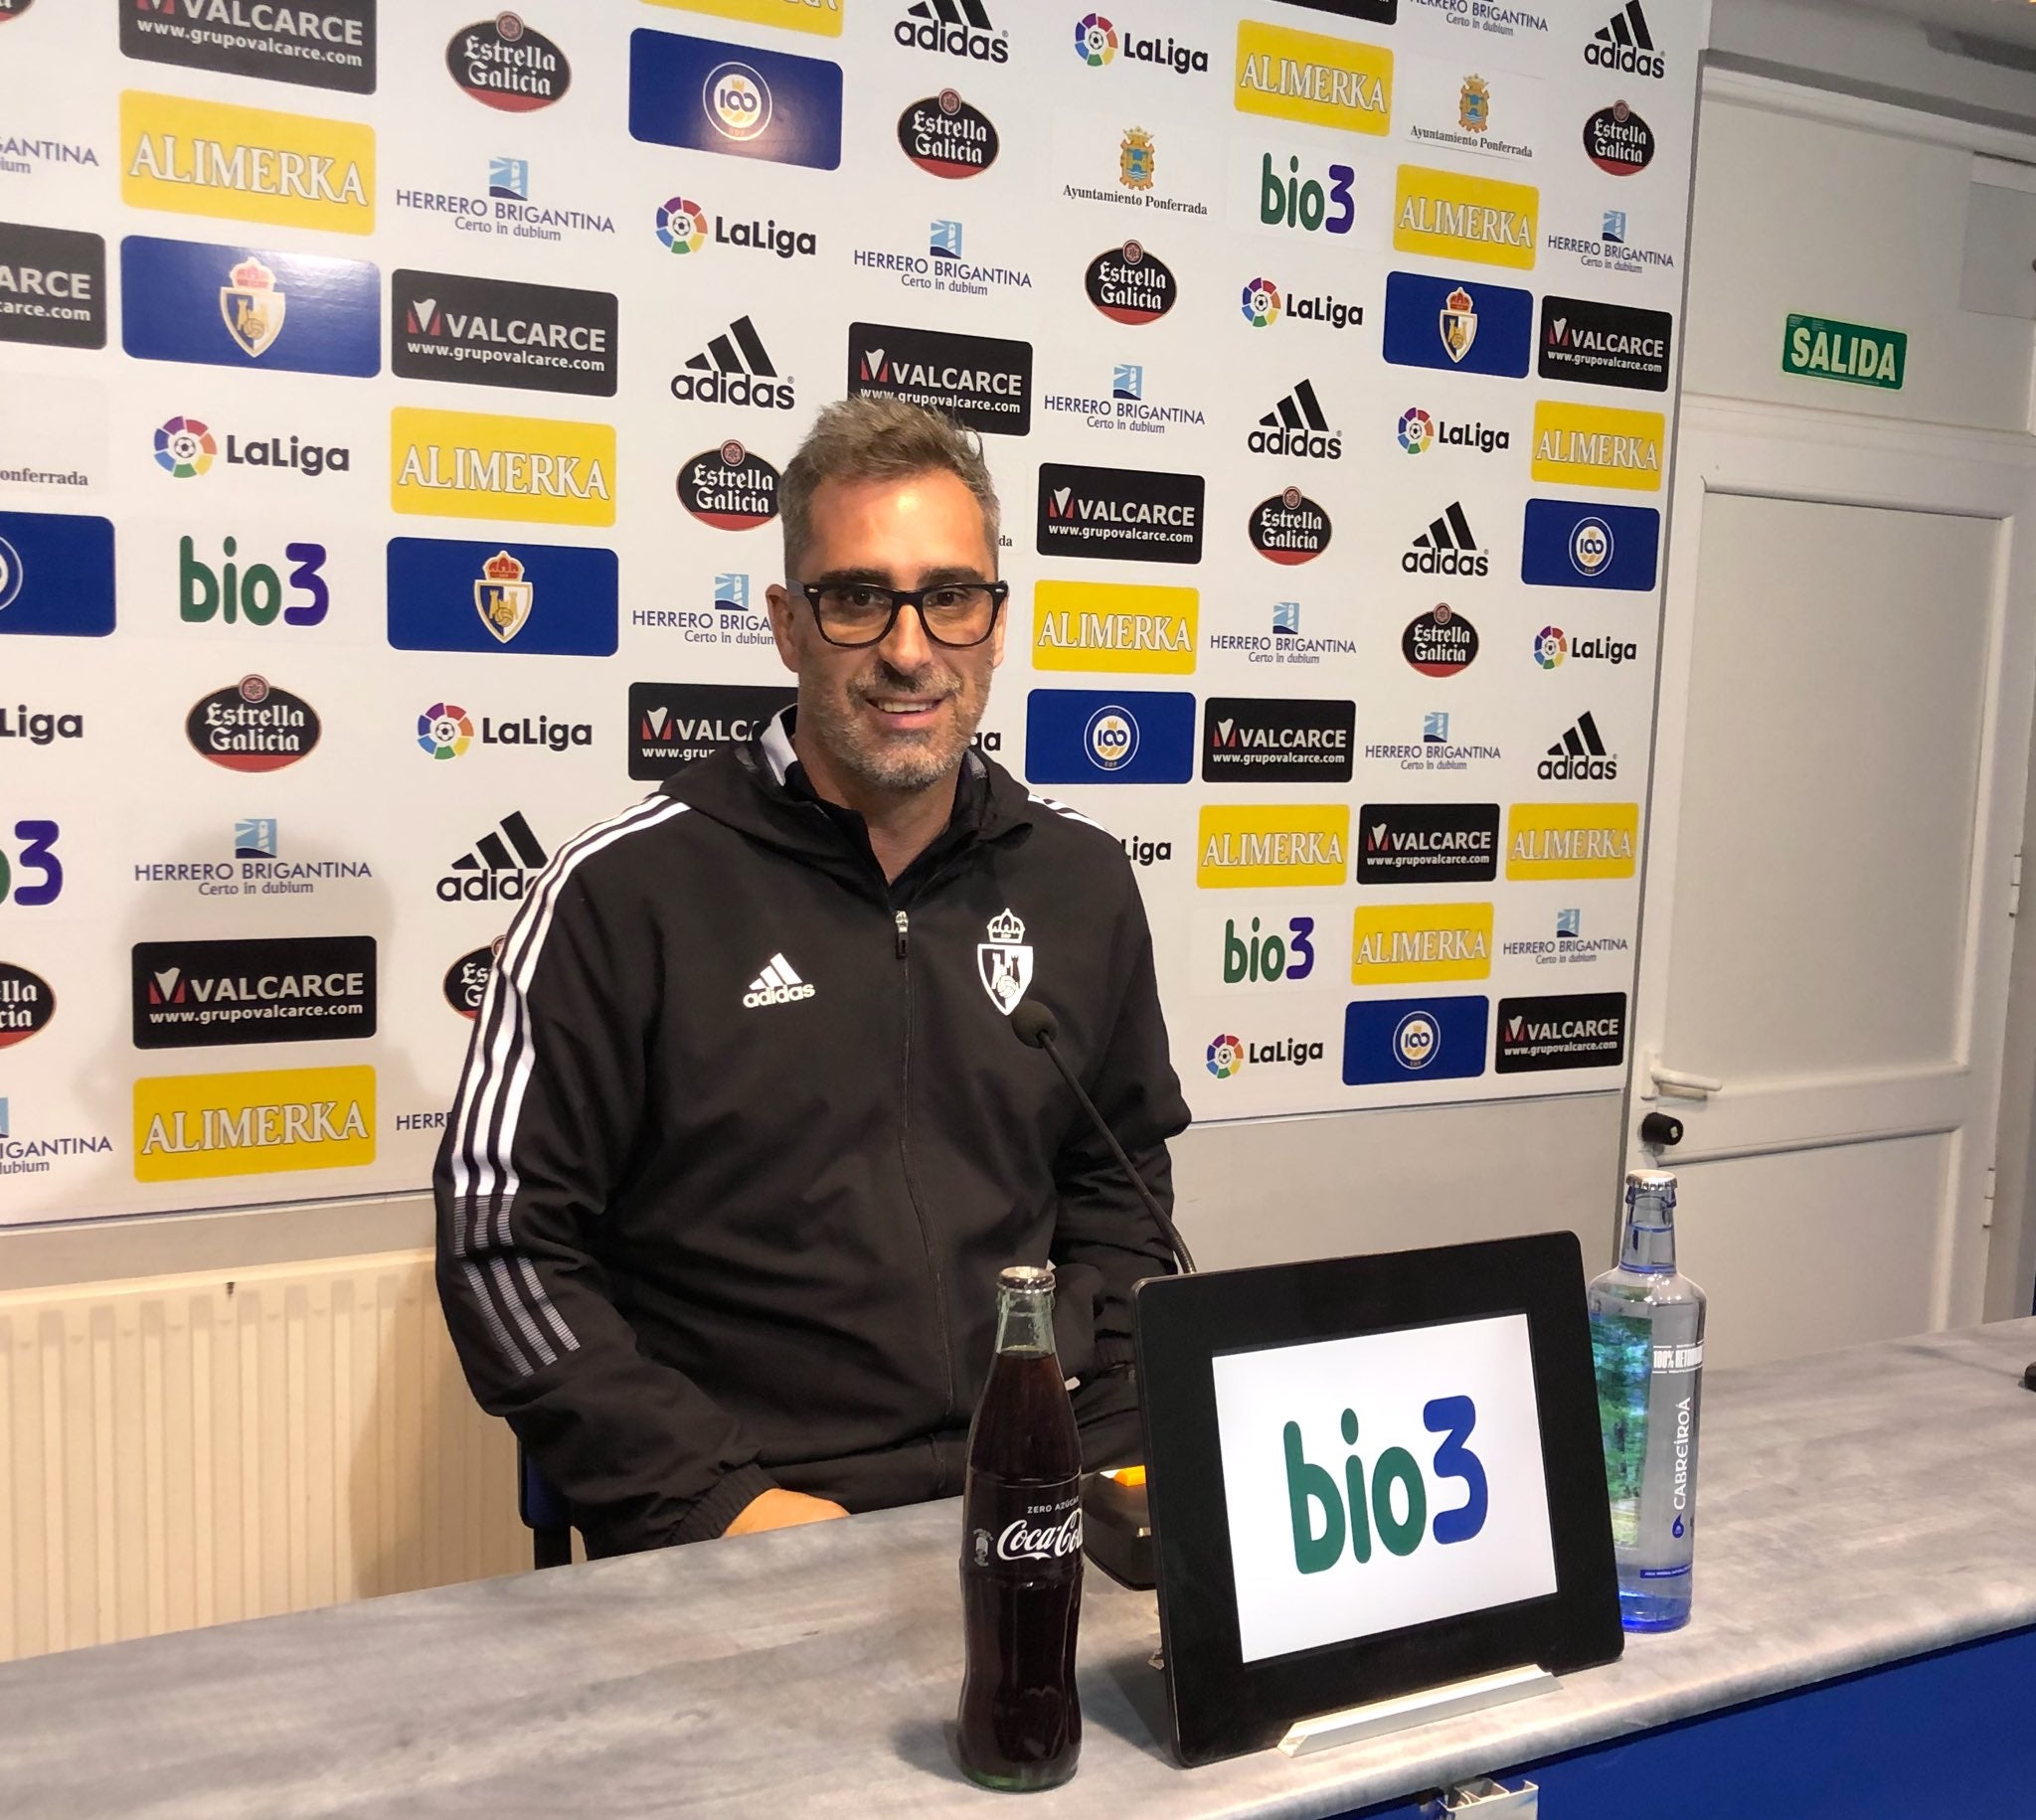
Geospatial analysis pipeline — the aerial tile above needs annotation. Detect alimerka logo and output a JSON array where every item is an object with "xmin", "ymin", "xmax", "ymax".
[
  {"xmin": 133, "ymin": 1065, "xmax": 376, "ymax": 1182},
  {"xmin": 1033, "ymin": 579, "xmax": 1197, "ymax": 675},
  {"xmin": 1530, "ymin": 400, "xmax": 1664, "ymax": 492},
  {"xmin": 1393, "ymin": 164, "xmax": 1536, "ymax": 270},
  {"xmin": 1504, "ymin": 802, "xmax": 1639, "ymax": 880},
  {"xmin": 121, "ymin": 89, "xmax": 374, "ymax": 235},
  {"xmin": 1233, "ymin": 19, "xmax": 1391, "ymax": 135},
  {"xmin": 390, "ymin": 407, "xmax": 614, "ymax": 526},
  {"xmin": 1196, "ymin": 804, "xmax": 1349, "ymax": 888}
]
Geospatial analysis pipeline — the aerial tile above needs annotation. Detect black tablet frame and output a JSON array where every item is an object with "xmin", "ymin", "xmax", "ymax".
[{"xmin": 1133, "ymin": 1232, "xmax": 1622, "ymax": 1766}]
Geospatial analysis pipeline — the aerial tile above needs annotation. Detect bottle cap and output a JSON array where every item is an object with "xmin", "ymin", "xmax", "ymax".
[
  {"xmin": 1625, "ymin": 1168, "xmax": 1677, "ymax": 1194},
  {"xmin": 999, "ymin": 1263, "xmax": 1055, "ymax": 1291}
]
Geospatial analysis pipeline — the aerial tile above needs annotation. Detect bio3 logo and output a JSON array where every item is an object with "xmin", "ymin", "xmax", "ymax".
[
  {"xmin": 1258, "ymin": 152, "xmax": 1354, "ymax": 236},
  {"xmin": 180, "ymin": 535, "xmax": 330, "ymax": 626},
  {"xmin": 0, "ymin": 821, "xmax": 63, "ymax": 908},
  {"xmin": 1282, "ymin": 1396, "xmax": 1487, "ymax": 1572},
  {"xmin": 1223, "ymin": 914, "xmax": 1314, "ymax": 985}
]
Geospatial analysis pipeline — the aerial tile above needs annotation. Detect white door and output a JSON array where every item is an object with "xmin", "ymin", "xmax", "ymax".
[{"xmin": 1626, "ymin": 398, "xmax": 2036, "ymax": 1367}]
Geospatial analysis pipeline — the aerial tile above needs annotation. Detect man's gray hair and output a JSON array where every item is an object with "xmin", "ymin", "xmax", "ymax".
[{"xmin": 778, "ymin": 397, "xmax": 1000, "ymax": 577}]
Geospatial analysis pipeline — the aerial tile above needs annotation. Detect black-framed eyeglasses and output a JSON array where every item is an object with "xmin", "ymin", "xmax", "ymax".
[{"xmin": 798, "ymin": 580, "xmax": 1008, "ymax": 649}]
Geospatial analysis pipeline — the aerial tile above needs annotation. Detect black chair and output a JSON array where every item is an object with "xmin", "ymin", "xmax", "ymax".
[{"xmin": 517, "ymin": 1442, "xmax": 575, "ymax": 1570}]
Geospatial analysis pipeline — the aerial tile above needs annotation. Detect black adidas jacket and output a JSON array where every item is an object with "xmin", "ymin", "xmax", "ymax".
[{"xmin": 433, "ymin": 710, "xmax": 1190, "ymax": 1557}]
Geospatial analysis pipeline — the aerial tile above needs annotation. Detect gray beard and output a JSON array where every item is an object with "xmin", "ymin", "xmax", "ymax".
[{"xmin": 799, "ymin": 675, "xmax": 983, "ymax": 797}]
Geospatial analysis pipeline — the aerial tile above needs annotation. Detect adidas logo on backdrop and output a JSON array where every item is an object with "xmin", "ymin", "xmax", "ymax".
[
  {"xmin": 669, "ymin": 316, "xmax": 794, "ymax": 411},
  {"xmin": 1587, "ymin": 1, "xmax": 1664, "ymax": 78},
  {"xmin": 743, "ymin": 953, "xmax": 816, "ymax": 1008},
  {"xmin": 1248, "ymin": 379, "xmax": 1341, "ymax": 460},
  {"xmin": 1539, "ymin": 711, "xmax": 1618, "ymax": 781},
  {"xmin": 1404, "ymin": 502, "xmax": 1489, "ymax": 577},
  {"xmin": 438, "ymin": 811, "xmax": 548, "ymax": 904}
]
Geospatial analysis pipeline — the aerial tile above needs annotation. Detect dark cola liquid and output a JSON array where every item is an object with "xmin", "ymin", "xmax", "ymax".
[{"xmin": 956, "ymin": 1346, "xmax": 1083, "ymax": 1791}]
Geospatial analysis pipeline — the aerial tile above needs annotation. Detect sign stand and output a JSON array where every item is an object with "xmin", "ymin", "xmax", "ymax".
[{"xmin": 1277, "ymin": 1663, "xmax": 1558, "ymax": 1758}]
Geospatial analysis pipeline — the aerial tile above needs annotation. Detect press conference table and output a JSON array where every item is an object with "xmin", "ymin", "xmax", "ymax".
[{"xmin": 3, "ymin": 1320, "xmax": 2034, "ymax": 1818}]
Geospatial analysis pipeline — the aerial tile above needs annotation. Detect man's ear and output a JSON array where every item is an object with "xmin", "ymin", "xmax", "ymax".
[
  {"xmin": 764, "ymin": 583, "xmax": 801, "ymax": 675},
  {"xmin": 989, "ymin": 585, "xmax": 1008, "ymax": 669}
]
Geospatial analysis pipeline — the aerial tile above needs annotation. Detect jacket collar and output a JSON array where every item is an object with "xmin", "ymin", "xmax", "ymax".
[{"xmin": 661, "ymin": 707, "xmax": 1040, "ymax": 887}]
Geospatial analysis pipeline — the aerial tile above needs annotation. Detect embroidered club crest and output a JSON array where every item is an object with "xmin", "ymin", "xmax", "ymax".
[
  {"xmin": 1440, "ymin": 285, "xmax": 1477, "ymax": 365},
  {"xmin": 977, "ymin": 908, "xmax": 1033, "ymax": 1016},
  {"xmin": 474, "ymin": 549, "xmax": 534, "ymax": 644},
  {"xmin": 220, "ymin": 256, "xmax": 285, "ymax": 358}
]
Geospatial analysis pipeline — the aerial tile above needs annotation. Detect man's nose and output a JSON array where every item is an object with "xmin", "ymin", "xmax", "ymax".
[{"xmin": 879, "ymin": 599, "xmax": 934, "ymax": 673}]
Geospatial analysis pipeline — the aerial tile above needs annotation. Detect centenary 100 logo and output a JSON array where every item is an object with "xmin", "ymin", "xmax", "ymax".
[
  {"xmin": 418, "ymin": 702, "xmax": 473, "ymax": 760},
  {"xmin": 707, "ymin": 58, "xmax": 772, "ymax": 142},
  {"xmin": 155, "ymin": 415, "xmax": 217, "ymax": 479},
  {"xmin": 1075, "ymin": 12, "xmax": 1117, "ymax": 65},
  {"xmin": 657, "ymin": 196, "xmax": 708, "ymax": 253},
  {"xmin": 1241, "ymin": 276, "xmax": 1281, "ymax": 329}
]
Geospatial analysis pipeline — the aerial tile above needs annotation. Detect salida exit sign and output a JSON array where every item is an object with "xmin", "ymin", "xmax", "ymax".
[{"xmin": 1782, "ymin": 313, "xmax": 1907, "ymax": 391}]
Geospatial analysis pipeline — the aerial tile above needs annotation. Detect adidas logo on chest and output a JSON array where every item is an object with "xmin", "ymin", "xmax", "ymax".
[{"xmin": 743, "ymin": 952, "xmax": 815, "ymax": 1009}]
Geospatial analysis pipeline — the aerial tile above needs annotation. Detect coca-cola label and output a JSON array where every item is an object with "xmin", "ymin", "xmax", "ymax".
[{"xmin": 964, "ymin": 1476, "xmax": 1082, "ymax": 1569}]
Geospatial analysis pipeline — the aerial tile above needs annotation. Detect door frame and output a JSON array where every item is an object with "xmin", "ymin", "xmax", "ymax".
[{"xmin": 1625, "ymin": 393, "xmax": 2036, "ymax": 1334}]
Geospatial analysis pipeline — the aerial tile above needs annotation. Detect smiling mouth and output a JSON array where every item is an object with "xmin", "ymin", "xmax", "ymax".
[{"xmin": 862, "ymin": 694, "xmax": 949, "ymax": 725}]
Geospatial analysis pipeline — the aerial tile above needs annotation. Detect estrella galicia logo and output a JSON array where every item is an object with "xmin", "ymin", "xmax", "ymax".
[
  {"xmin": 0, "ymin": 510, "xmax": 115, "ymax": 637},
  {"xmin": 444, "ymin": 939, "xmax": 500, "ymax": 1020},
  {"xmin": 1382, "ymin": 271, "xmax": 1532, "ymax": 380},
  {"xmin": 1037, "ymin": 462, "xmax": 1203, "ymax": 564},
  {"xmin": 1521, "ymin": 499, "xmax": 1659, "ymax": 591},
  {"xmin": 678, "ymin": 440, "xmax": 780, "ymax": 529},
  {"xmin": 447, "ymin": 14, "xmax": 570, "ymax": 111},
  {"xmin": 1202, "ymin": 697, "xmax": 1355, "ymax": 783},
  {"xmin": 0, "ymin": 222, "xmax": 106, "ymax": 350},
  {"xmin": 628, "ymin": 28, "xmax": 844, "ymax": 171},
  {"xmin": 0, "ymin": 960, "xmax": 55, "ymax": 1049},
  {"xmin": 629, "ymin": 681, "xmax": 796, "ymax": 780},
  {"xmin": 898, "ymin": 88, "xmax": 999, "ymax": 178},
  {"xmin": 391, "ymin": 269, "xmax": 617, "ymax": 398},
  {"xmin": 1086, "ymin": 240, "xmax": 1178, "ymax": 325},
  {"xmin": 1584, "ymin": 99, "xmax": 1654, "ymax": 176},
  {"xmin": 1495, "ymin": 991, "xmax": 1627, "ymax": 1073},
  {"xmin": 132, "ymin": 935, "xmax": 377, "ymax": 1051},
  {"xmin": 122, "ymin": 0, "xmax": 376, "ymax": 94},
  {"xmin": 1342, "ymin": 995, "xmax": 1489, "ymax": 1085},
  {"xmin": 1248, "ymin": 487, "xmax": 1331, "ymax": 565},
  {"xmin": 1538, "ymin": 294, "xmax": 1671, "ymax": 393},
  {"xmin": 186, "ymin": 675, "xmax": 320, "ymax": 772},
  {"xmin": 387, "ymin": 538, "xmax": 618, "ymax": 657},
  {"xmin": 849, "ymin": 320, "xmax": 1032, "ymax": 435},
  {"xmin": 1358, "ymin": 803, "xmax": 1500, "ymax": 884},
  {"xmin": 121, "ymin": 237, "xmax": 380, "ymax": 378},
  {"xmin": 1403, "ymin": 604, "xmax": 1479, "ymax": 677},
  {"xmin": 1024, "ymin": 688, "xmax": 1195, "ymax": 784}
]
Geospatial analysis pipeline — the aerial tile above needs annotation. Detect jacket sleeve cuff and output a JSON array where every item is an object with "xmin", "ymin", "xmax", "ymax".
[{"xmin": 670, "ymin": 1463, "xmax": 779, "ymax": 1545}]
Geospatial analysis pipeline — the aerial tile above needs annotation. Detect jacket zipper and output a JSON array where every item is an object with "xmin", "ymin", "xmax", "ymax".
[{"xmin": 893, "ymin": 907, "xmax": 958, "ymax": 1423}]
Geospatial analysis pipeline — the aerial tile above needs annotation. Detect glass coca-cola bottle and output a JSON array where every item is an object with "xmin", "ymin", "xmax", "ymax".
[{"xmin": 955, "ymin": 1263, "xmax": 1084, "ymax": 1792}]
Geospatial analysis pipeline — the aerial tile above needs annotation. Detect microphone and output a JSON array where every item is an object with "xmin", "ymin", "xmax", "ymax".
[
  {"xmin": 1010, "ymin": 998, "xmax": 1195, "ymax": 1275},
  {"xmin": 1012, "ymin": 995, "xmax": 1182, "ymax": 1591}
]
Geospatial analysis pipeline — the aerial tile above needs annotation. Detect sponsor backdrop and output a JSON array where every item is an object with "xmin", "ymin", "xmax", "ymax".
[{"xmin": 0, "ymin": 0, "xmax": 1703, "ymax": 1220}]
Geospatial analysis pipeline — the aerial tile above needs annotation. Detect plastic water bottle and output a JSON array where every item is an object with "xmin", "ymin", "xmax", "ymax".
[{"xmin": 1587, "ymin": 1169, "xmax": 1706, "ymax": 1631}]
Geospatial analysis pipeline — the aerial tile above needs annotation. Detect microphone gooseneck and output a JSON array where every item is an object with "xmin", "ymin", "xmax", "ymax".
[{"xmin": 1010, "ymin": 997, "xmax": 1196, "ymax": 1275}]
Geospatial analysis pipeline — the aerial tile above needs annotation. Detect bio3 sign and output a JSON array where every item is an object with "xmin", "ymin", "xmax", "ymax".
[{"xmin": 1211, "ymin": 1314, "xmax": 1558, "ymax": 1663}]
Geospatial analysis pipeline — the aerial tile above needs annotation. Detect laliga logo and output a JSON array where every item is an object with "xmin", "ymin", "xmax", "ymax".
[
  {"xmin": 1074, "ymin": 12, "xmax": 1116, "ymax": 65},
  {"xmin": 1207, "ymin": 1032, "xmax": 1245, "ymax": 1078},
  {"xmin": 1241, "ymin": 275, "xmax": 1281, "ymax": 329},
  {"xmin": 1085, "ymin": 704, "xmax": 1138, "ymax": 771},
  {"xmin": 705, "ymin": 60, "xmax": 771, "ymax": 142},
  {"xmin": 1533, "ymin": 625, "xmax": 1568, "ymax": 670},
  {"xmin": 656, "ymin": 196, "xmax": 707, "ymax": 253},
  {"xmin": 1397, "ymin": 409, "xmax": 1433, "ymax": 454},
  {"xmin": 155, "ymin": 415, "xmax": 217, "ymax": 479}
]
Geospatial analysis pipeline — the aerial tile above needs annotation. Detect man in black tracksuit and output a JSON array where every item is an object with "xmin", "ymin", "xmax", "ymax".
[{"xmin": 434, "ymin": 399, "xmax": 1189, "ymax": 1556}]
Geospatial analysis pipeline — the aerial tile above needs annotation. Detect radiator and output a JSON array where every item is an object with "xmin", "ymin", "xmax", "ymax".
[{"xmin": 0, "ymin": 1249, "xmax": 528, "ymax": 1664}]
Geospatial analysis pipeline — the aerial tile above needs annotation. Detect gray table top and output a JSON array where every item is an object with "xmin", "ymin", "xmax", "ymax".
[{"xmin": 4, "ymin": 1318, "xmax": 2034, "ymax": 1819}]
